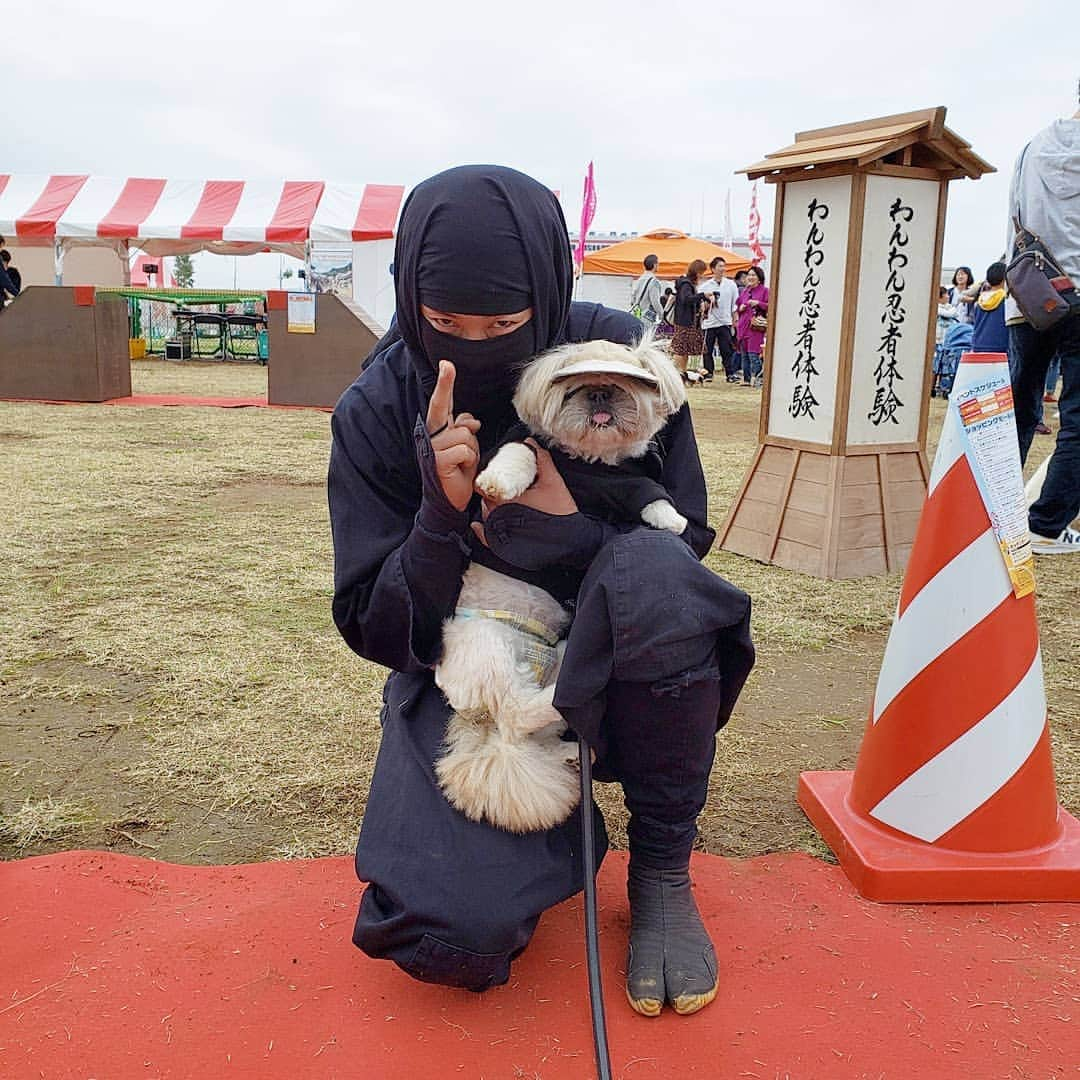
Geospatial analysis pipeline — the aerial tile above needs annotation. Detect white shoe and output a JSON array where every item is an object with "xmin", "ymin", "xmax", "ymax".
[{"xmin": 1030, "ymin": 526, "xmax": 1080, "ymax": 554}]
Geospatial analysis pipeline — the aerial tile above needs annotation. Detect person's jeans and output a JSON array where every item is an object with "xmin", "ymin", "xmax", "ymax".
[
  {"xmin": 741, "ymin": 351, "xmax": 762, "ymax": 384},
  {"xmin": 1009, "ymin": 317, "xmax": 1080, "ymax": 537},
  {"xmin": 1046, "ymin": 356, "xmax": 1061, "ymax": 395}
]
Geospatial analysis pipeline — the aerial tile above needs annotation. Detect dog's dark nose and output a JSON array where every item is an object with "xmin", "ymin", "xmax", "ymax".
[{"xmin": 587, "ymin": 387, "xmax": 611, "ymax": 405}]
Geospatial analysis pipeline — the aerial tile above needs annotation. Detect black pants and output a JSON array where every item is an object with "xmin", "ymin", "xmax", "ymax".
[
  {"xmin": 702, "ymin": 326, "xmax": 735, "ymax": 378},
  {"xmin": 1009, "ymin": 318, "xmax": 1079, "ymax": 537},
  {"xmin": 353, "ymin": 529, "xmax": 754, "ymax": 991}
]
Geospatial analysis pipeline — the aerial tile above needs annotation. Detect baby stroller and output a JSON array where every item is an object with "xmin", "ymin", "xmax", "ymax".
[{"xmin": 932, "ymin": 321, "xmax": 972, "ymax": 398}]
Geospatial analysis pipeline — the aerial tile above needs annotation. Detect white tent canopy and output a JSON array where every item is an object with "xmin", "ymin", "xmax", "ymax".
[{"xmin": 0, "ymin": 174, "xmax": 404, "ymax": 271}]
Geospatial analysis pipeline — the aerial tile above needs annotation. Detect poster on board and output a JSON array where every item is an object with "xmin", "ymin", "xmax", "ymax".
[
  {"xmin": 287, "ymin": 292, "xmax": 316, "ymax": 334},
  {"xmin": 309, "ymin": 246, "xmax": 353, "ymax": 296}
]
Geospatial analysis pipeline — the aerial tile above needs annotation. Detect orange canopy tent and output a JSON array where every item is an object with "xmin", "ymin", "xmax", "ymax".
[{"xmin": 582, "ymin": 228, "xmax": 753, "ymax": 280}]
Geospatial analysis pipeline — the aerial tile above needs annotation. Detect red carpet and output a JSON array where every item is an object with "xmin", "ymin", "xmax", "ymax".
[
  {"xmin": 105, "ymin": 394, "xmax": 273, "ymax": 409},
  {"xmin": 1, "ymin": 394, "xmax": 331, "ymax": 411},
  {"xmin": 1, "ymin": 851, "xmax": 1075, "ymax": 1079}
]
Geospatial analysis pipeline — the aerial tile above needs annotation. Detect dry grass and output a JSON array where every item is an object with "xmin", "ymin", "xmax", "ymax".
[
  {"xmin": 1, "ymin": 361, "xmax": 1075, "ymax": 862},
  {"xmin": 0, "ymin": 796, "xmax": 94, "ymax": 849}
]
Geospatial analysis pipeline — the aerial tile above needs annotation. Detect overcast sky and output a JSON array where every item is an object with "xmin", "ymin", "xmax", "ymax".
[{"xmin": 8, "ymin": 1, "xmax": 1078, "ymax": 289}]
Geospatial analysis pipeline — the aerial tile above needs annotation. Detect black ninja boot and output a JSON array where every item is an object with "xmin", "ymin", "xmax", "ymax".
[
  {"xmin": 601, "ymin": 670, "xmax": 728, "ymax": 1017},
  {"xmin": 626, "ymin": 862, "xmax": 717, "ymax": 1017}
]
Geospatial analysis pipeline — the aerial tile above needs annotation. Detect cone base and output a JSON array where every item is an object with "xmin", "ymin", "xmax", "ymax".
[{"xmin": 798, "ymin": 770, "xmax": 1080, "ymax": 903}]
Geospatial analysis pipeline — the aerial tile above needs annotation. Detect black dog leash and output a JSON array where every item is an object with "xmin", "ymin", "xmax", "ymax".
[{"xmin": 579, "ymin": 739, "xmax": 613, "ymax": 1080}]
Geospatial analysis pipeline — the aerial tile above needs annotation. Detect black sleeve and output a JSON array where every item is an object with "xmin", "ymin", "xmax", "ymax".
[
  {"xmin": 328, "ymin": 389, "xmax": 472, "ymax": 672},
  {"xmin": 659, "ymin": 404, "xmax": 716, "ymax": 559}
]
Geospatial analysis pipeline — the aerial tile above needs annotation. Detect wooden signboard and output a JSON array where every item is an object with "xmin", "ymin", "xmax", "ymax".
[{"xmin": 718, "ymin": 108, "xmax": 993, "ymax": 579}]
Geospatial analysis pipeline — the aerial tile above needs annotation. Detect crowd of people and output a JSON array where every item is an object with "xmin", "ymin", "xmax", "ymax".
[
  {"xmin": 629, "ymin": 255, "xmax": 769, "ymax": 387},
  {"xmin": 936, "ymin": 260, "xmax": 1063, "ymax": 433}
]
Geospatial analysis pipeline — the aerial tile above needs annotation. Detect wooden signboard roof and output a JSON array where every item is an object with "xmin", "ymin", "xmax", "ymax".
[{"xmin": 740, "ymin": 107, "xmax": 994, "ymax": 182}]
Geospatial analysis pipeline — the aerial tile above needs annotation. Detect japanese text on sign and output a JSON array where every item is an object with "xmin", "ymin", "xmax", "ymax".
[
  {"xmin": 868, "ymin": 198, "xmax": 913, "ymax": 427},
  {"xmin": 790, "ymin": 198, "xmax": 829, "ymax": 421}
]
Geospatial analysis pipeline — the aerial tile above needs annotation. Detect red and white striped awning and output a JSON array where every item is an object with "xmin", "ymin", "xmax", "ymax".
[{"xmin": 0, "ymin": 175, "xmax": 404, "ymax": 256}]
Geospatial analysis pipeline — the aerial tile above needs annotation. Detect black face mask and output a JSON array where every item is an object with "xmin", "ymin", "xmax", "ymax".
[
  {"xmin": 388, "ymin": 166, "xmax": 573, "ymax": 404},
  {"xmin": 419, "ymin": 319, "xmax": 537, "ymax": 421}
]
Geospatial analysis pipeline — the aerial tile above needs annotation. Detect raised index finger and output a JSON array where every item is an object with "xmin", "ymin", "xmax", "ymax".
[{"xmin": 427, "ymin": 361, "xmax": 456, "ymax": 434}]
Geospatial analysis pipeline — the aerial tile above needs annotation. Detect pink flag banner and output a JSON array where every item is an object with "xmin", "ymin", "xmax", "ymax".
[
  {"xmin": 748, "ymin": 181, "xmax": 766, "ymax": 266},
  {"xmin": 574, "ymin": 162, "xmax": 596, "ymax": 268}
]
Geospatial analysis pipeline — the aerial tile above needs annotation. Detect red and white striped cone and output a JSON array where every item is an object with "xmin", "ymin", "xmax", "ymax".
[{"xmin": 799, "ymin": 353, "xmax": 1080, "ymax": 902}]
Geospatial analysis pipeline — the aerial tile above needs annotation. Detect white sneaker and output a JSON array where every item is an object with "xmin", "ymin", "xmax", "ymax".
[{"xmin": 1030, "ymin": 526, "xmax": 1080, "ymax": 554}]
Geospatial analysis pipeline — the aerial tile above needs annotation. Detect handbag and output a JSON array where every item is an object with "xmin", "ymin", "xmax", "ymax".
[
  {"xmin": 1005, "ymin": 143, "xmax": 1080, "ymax": 331},
  {"xmin": 750, "ymin": 313, "xmax": 768, "ymax": 332}
]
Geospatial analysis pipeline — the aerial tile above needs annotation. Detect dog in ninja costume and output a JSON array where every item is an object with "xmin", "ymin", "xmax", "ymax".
[{"xmin": 433, "ymin": 334, "xmax": 688, "ymax": 833}]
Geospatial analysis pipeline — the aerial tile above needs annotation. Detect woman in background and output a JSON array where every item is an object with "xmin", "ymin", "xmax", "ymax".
[
  {"xmin": 949, "ymin": 266, "xmax": 977, "ymax": 324},
  {"xmin": 670, "ymin": 259, "xmax": 708, "ymax": 379},
  {"xmin": 735, "ymin": 266, "xmax": 769, "ymax": 387}
]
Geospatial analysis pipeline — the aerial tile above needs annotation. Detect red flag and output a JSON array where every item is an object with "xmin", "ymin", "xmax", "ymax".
[
  {"xmin": 574, "ymin": 162, "xmax": 597, "ymax": 269},
  {"xmin": 748, "ymin": 181, "xmax": 766, "ymax": 266}
]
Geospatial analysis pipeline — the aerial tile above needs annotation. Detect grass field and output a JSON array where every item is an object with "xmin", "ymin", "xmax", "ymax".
[{"xmin": 1, "ymin": 361, "xmax": 1075, "ymax": 863}]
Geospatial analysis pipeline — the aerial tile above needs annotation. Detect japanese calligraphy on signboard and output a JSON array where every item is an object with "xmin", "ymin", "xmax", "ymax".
[
  {"xmin": 767, "ymin": 176, "xmax": 852, "ymax": 444},
  {"xmin": 847, "ymin": 177, "xmax": 939, "ymax": 446}
]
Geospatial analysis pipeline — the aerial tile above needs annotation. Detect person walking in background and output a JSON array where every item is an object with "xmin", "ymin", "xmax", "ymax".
[
  {"xmin": 970, "ymin": 262, "xmax": 1008, "ymax": 353},
  {"xmin": 1034, "ymin": 356, "xmax": 1063, "ymax": 436},
  {"xmin": 0, "ymin": 237, "xmax": 20, "ymax": 305},
  {"xmin": 936, "ymin": 285, "xmax": 959, "ymax": 343},
  {"xmin": 730, "ymin": 269, "xmax": 749, "ymax": 374},
  {"xmin": 735, "ymin": 266, "xmax": 769, "ymax": 387},
  {"xmin": 0, "ymin": 250, "xmax": 22, "ymax": 296},
  {"xmin": 1044, "ymin": 356, "xmax": 1061, "ymax": 402},
  {"xmin": 630, "ymin": 254, "xmax": 665, "ymax": 326},
  {"xmin": 949, "ymin": 266, "xmax": 977, "ymax": 323},
  {"xmin": 656, "ymin": 286, "xmax": 676, "ymax": 341},
  {"xmin": 1005, "ymin": 91, "xmax": 1080, "ymax": 553},
  {"xmin": 697, "ymin": 256, "xmax": 738, "ymax": 383},
  {"xmin": 932, "ymin": 285, "xmax": 961, "ymax": 397},
  {"xmin": 670, "ymin": 259, "xmax": 708, "ymax": 379}
]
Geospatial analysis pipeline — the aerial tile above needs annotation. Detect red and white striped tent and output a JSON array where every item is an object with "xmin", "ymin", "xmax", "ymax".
[{"xmin": 0, "ymin": 174, "xmax": 404, "ymax": 268}]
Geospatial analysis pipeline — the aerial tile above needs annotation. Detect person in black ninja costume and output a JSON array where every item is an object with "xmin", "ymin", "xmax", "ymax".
[{"xmin": 329, "ymin": 165, "xmax": 754, "ymax": 1017}]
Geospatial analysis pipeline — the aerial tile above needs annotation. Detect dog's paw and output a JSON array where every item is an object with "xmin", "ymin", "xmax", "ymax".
[
  {"xmin": 475, "ymin": 443, "xmax": 538, "ymax": 502},
  {"xmin": 640, "ymin": 499, "xmax": 688, "ymax": 535}
]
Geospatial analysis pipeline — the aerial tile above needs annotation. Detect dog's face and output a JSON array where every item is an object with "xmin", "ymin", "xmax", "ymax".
[{"xmin": 513, "ymin": 337, "xmax": 686, "ymax": 464}]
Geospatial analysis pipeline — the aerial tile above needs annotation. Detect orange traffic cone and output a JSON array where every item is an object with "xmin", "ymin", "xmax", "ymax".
[{"xmin": 799, "ymin": 353, "xmax": 1080, "ymax": 902}]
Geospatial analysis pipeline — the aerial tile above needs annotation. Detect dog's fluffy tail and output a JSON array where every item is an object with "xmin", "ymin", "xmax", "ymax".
[{"xmin": 436, "ymin": 715, "xmax": 580, "ymax": 834}]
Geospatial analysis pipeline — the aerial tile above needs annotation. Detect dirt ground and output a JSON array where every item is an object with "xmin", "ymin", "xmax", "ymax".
[
  {"xmin": 0, "ymin": 619, "xmax": 877, "ymax": 865},
  {"xmin": 1, "ymin": 364, "xmax": 1075, "ymax": 867}
]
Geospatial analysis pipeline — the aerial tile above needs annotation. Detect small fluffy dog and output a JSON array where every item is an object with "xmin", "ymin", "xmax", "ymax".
[{"xmin": 434, "ymin": 335, "xmax": 688, "ymax": 833}]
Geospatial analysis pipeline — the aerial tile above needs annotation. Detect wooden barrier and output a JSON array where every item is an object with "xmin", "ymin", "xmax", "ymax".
[
  {"xmin": 266, "ymin": 292, "xmax": 382, "ymax": 409},
  {"xmin": 0, "ymin": 287, "xmax": 130, "ymax": 402}
]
